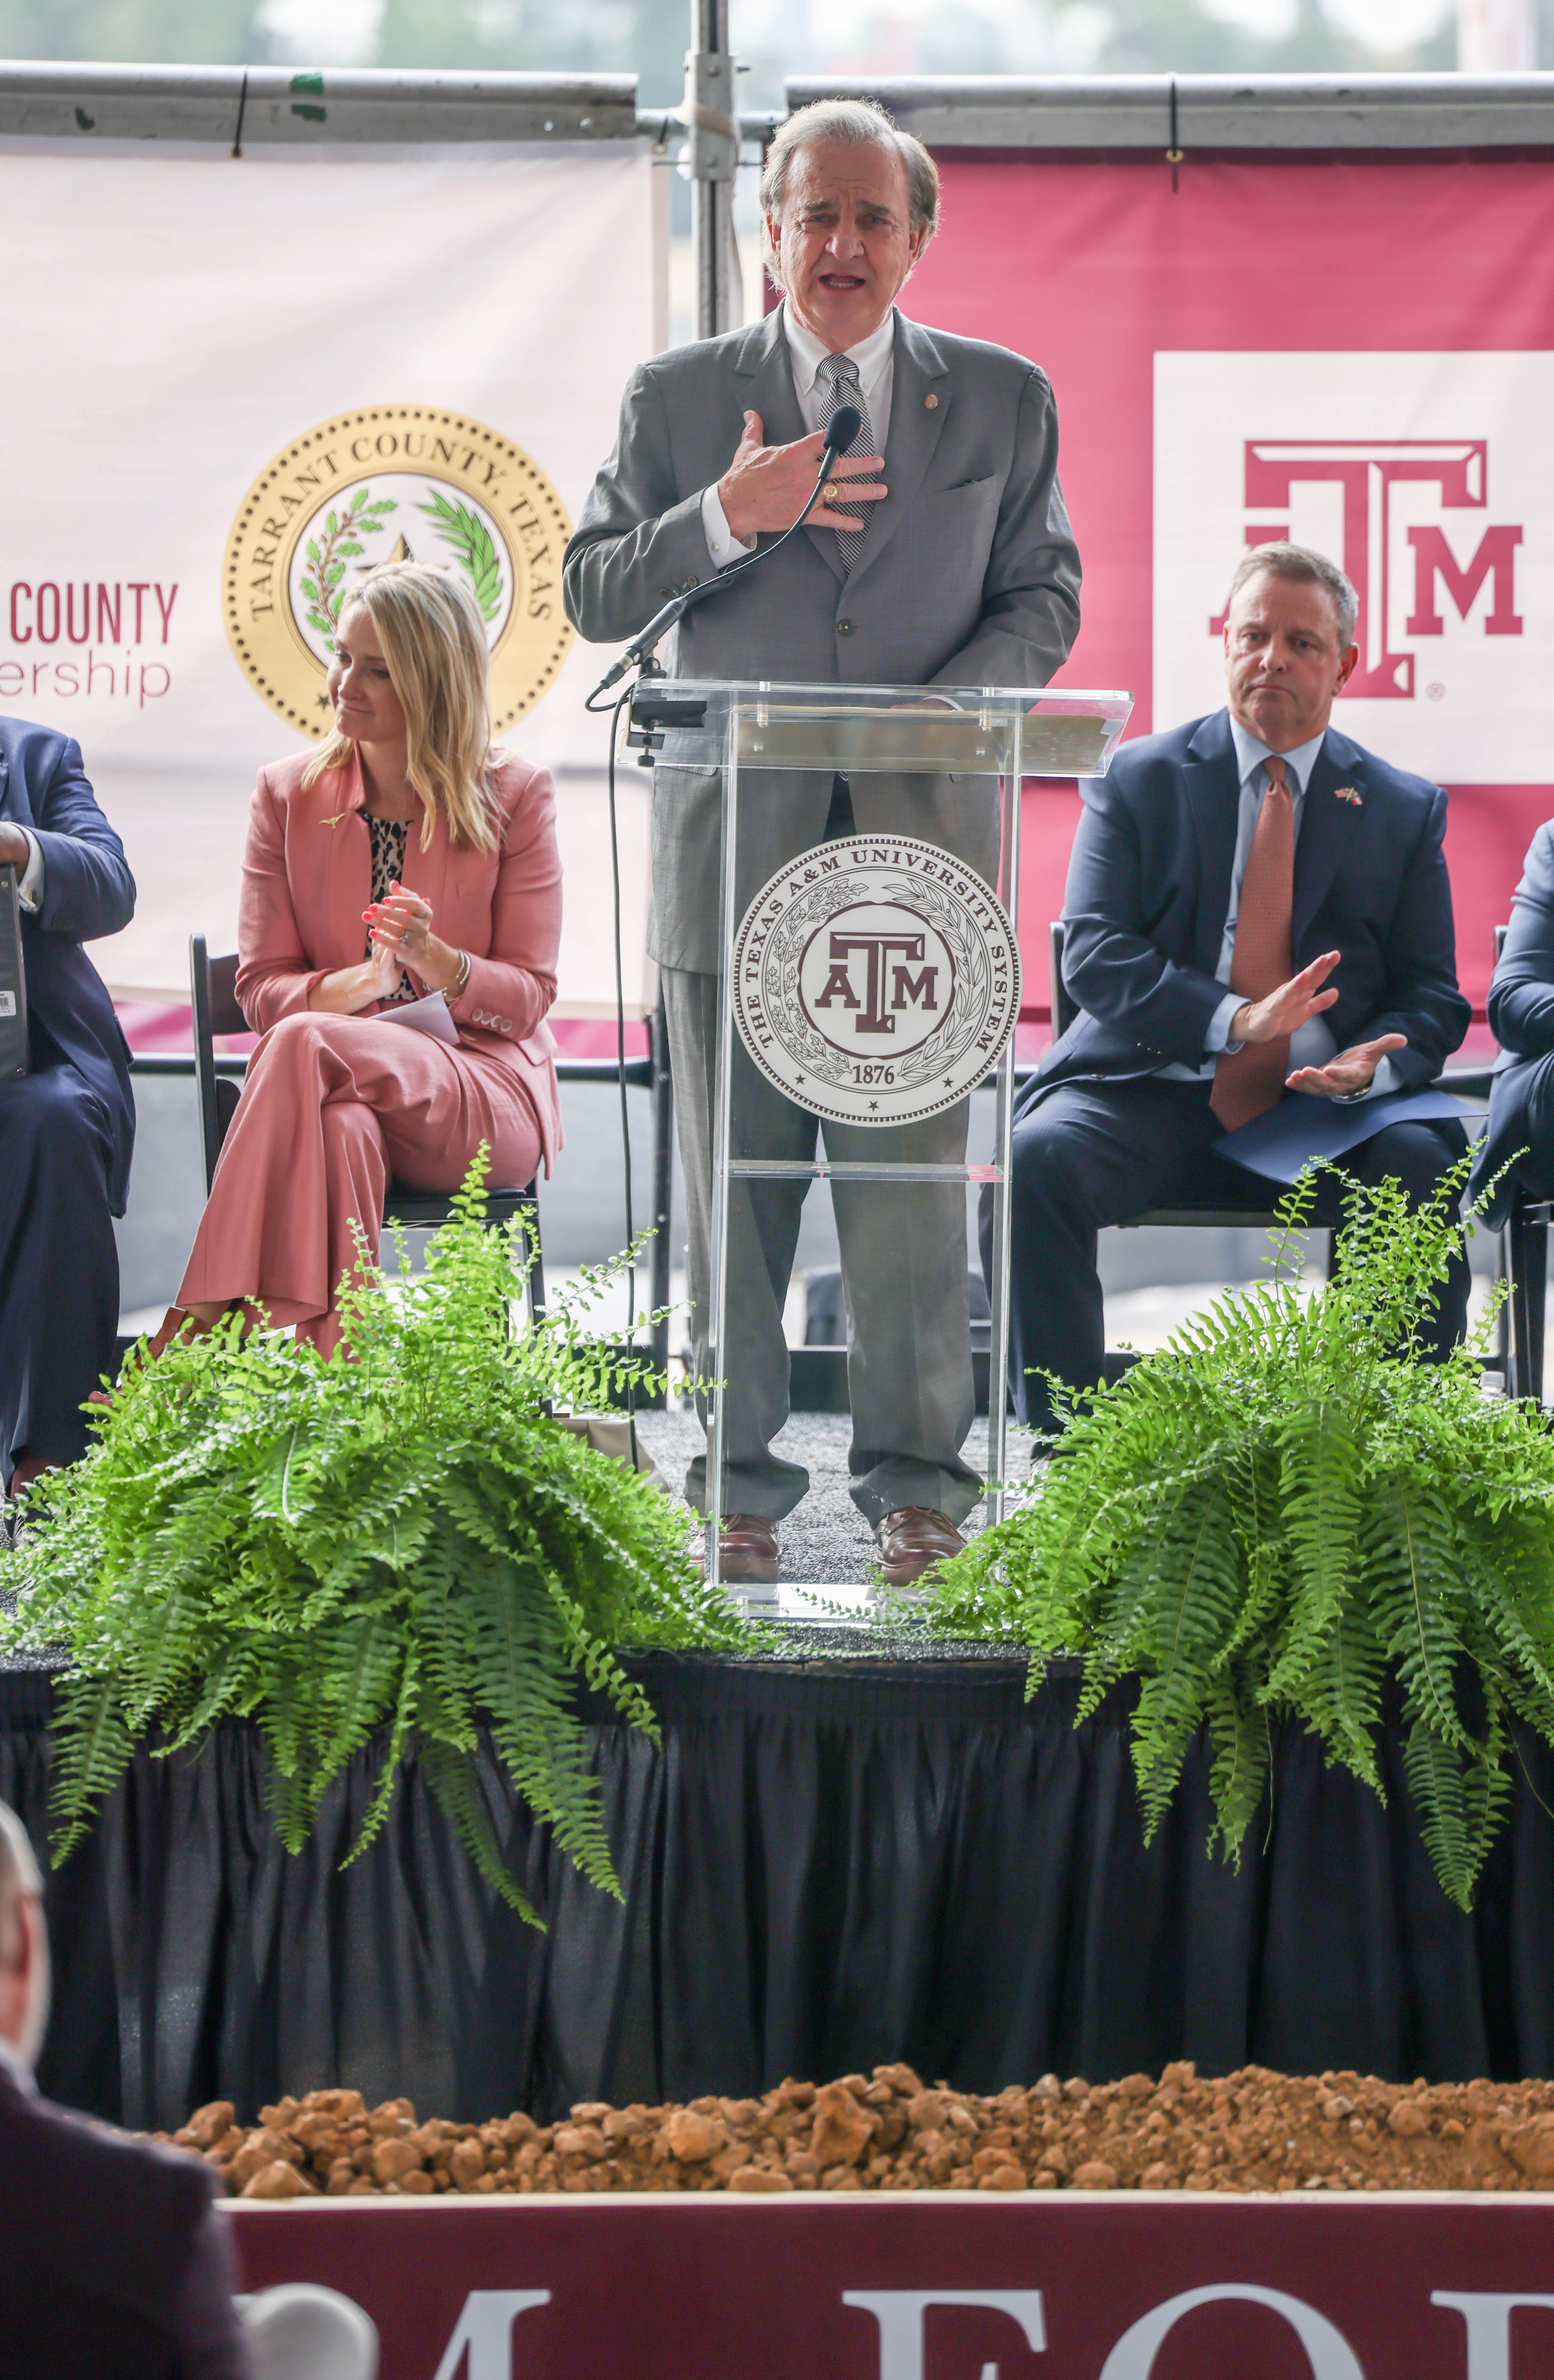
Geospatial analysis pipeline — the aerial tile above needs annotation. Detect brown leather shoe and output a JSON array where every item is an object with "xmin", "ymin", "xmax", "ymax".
[
  {"xmin": 874, "ymin": 1506, "xmax": 966, "ymax": 1588},
  {"xmin": 694, "ymin": 1514, "xmax": 780, "ymax": 1586}
]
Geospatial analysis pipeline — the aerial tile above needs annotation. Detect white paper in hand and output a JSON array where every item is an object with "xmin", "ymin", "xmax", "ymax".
[{"xmin": 379, "ymin": 990, "xmax": 461, "ymax": 1047}]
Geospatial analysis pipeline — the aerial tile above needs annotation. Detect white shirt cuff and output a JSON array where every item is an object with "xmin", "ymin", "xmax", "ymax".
[
  {"xmin": 1205, "ymin": 991, "xmax": 1244, "ymax": 1056},
  {"xmin": 1355, "ymin": 1054, "xmax": 1399, "ymax": 1101},
  {"xmin": 701, "ymin": 482, "xmax": 757, "ymax": 569},
  {"xmin": 16, "ymin": 829, "xmax": 43, "ymax": 913}
]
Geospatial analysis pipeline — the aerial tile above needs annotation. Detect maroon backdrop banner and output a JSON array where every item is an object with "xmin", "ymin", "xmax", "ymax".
[
  {"xmin": 900, "ymin": 155, "xmax": 1554, "ymax": 1024},
  {"xmin": 231, "ymin": 2194, "xmax": 1554, "ymax": 2379}
]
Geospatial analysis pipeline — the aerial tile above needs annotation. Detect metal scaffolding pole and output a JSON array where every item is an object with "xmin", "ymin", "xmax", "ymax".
[{"xmin": 685, "ymin": 0, "xmax": 740, "ymax": 340}]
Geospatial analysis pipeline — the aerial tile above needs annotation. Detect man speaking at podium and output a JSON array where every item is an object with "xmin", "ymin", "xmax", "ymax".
[{"xmin": 566, "ymin": 97, "xmax": 1080, "ymax": 1585}]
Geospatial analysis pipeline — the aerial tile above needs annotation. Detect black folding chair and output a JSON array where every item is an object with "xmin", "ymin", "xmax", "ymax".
[{"xmin": 189, "ymin": 935, "xmax": 546, "ymax": 1327}]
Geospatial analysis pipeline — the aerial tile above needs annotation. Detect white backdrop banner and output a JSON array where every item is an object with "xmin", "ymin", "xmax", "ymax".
[{"xmin": 0, "ymin": 138, "xmax": 659, "ymax": 999}]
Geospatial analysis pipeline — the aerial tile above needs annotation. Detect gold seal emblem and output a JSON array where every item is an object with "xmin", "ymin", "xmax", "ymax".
[{"xmin": 223, "ymin": 404, "xmax": 574, "ymax": 736}]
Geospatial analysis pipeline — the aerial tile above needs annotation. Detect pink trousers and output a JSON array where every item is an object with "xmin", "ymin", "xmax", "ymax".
[{"xmin": 178, "ymin": 1011, "xmax": 544, "ymax": 1353}]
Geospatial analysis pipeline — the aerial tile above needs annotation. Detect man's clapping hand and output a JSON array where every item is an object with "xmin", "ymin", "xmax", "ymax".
[
  {"xmin": 1229, "ymin": 950, "xmax": 1406, "ymax": 1099},
  {"xmin": 717, "ymin": 411, "xmax": 886, "ymax": 544}
]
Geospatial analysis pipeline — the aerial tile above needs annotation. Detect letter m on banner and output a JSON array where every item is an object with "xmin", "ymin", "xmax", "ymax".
[{"xmin": 1407, "ymin": 525, "xmax": 1523, "ymax": 637}]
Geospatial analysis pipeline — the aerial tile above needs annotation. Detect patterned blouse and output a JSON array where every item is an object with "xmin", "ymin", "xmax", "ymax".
[{"xmin": 364, "ymin": 815, "xmax": 417, "ymax": 1005}]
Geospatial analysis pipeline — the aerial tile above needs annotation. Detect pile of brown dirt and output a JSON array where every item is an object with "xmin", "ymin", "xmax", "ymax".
[{"xmin": 156, "ymin": 2063, "xmax": 1554, "ymax": 2199}]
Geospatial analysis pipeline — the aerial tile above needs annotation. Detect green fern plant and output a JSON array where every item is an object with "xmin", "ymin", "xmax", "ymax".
[
  {"xmin": 0, "ymin": 1158, "xmax": 740, "ymax": 1925},
  {"xmin": 928, "ymin": 1160, "xmax": 1554, "ymax": 1911}
]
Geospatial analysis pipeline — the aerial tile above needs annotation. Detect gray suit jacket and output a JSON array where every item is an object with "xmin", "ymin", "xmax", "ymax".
[{"xmin": 564, "ymin": 307, "xmax": 1082, "ymax": 972}]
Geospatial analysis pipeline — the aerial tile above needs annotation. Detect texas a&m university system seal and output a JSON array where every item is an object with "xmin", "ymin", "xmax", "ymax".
[
  {"xmin": 223, "ymin": 404, "xmax": 574, "ymax": 734},
  {"xmin": 732, "ymin": 834, "xmax": 1021, "ymax": 1128}
]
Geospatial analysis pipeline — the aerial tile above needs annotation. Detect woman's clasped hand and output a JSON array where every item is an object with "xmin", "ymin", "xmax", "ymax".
[{"xmin": 363, "ymin": 880, "xmax": 464, "ymax": 1001}]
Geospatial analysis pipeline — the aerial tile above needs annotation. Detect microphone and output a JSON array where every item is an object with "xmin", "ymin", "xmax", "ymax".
[{"xmin": 586, "ymin": 403, "xmax": 868, "ymax": 704}]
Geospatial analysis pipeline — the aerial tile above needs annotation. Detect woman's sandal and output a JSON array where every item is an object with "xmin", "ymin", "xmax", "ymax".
[{"xmin": 88, "ymin": 1306, "xmax": 217, "ymax": 1411}]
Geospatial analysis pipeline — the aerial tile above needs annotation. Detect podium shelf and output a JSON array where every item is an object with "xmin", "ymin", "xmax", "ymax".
[{"xmin": 726, "ymin": 1159, "xmax": 1004, "ymax": 1184}]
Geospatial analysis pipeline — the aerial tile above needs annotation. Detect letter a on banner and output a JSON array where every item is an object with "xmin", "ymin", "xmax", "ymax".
[
  {"xmin": 843, "ymin": 2291, "xmax": 1046, "ymax": 2380},
  {"xmin": 1099, "ymin": 2284, "xmax": 1365, "ymax": 2379},
  {"xmin": 431, "ymin": 2291, "xmax": 551, "ymax": 2380},
  {"xmin": 1432, "ymin": 2292, "xmax": 1554, "ymax": 2380}
]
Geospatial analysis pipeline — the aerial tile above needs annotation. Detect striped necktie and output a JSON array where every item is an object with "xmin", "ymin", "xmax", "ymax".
[
  {"xmin": 815, "ymin": 353, "xmax": 875, "ymax": 573},
  {"xmin": 1210, "ymin": 754, "xmax": 1297, "ymax": 1130}
]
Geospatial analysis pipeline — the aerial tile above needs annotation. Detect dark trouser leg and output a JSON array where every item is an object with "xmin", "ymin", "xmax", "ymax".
[
  {"xmin": 996, "ymin": 1080, "xmax": 1230, "ymax": 1433},
  {"xmin": 661, "ymin": 966, "xmax": 816, "ymax": 1521},
  {"xmin": 0, "ymin": 1064, "xmax": 118, "ymax": 1483},
  {"xmin": 1310, "ymin": 1117, "xmax": 1471, "ymax": 1359}
]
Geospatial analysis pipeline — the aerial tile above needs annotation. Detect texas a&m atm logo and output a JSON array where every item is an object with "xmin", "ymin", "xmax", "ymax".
[{"xmin": 1154, "ymin": 353, "xmax": 1552, "ymax": 780}]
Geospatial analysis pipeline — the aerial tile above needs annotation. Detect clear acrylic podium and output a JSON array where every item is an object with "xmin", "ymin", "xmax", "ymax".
[{"xmin": 639, "ymin": 680, "xmax": 1132, "ymax": 1600}]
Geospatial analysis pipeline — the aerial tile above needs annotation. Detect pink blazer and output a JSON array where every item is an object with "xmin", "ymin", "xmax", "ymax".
[{"xmin": 234, "ymin": 748, "xmax": 564, "ymax": 1172}]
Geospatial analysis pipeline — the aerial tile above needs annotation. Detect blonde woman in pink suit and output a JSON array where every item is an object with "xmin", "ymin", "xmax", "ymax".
[{"xmin": 163, "ymin": 561, "xmax": 563, "ymax": 1359}]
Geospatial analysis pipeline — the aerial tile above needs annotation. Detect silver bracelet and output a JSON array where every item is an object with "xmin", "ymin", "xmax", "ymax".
[{"xmin": 452, "ymin": 949, "xmax": 471, "ymax": 995}]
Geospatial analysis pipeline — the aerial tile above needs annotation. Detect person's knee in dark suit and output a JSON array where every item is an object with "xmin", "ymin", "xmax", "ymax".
[
  {"xmin": 0, "ymin": 1062, "xmax": 120, "ymax": 1489},
  {"xmin": 1470, "ymin": 822, "xmax": 1554, "ymax": 1233}
]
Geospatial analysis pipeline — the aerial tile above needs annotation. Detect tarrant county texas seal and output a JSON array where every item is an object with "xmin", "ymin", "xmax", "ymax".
[
  {"xmin": 732, "ymin": 836, "xmax": 1021, "ymax": 1128},
  {"xmin": 223, "ymin": 404, "xmax": 574, "ymax": 736}
]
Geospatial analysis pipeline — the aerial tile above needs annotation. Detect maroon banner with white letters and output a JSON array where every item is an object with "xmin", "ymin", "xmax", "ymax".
[
  {"xmin": 231, "ymin": 2194, "xmax": 1554, "ymax": 2379},
  {"xmin": 903, "ymin": 155, "xmax": 1554, "ymax": 1027}
]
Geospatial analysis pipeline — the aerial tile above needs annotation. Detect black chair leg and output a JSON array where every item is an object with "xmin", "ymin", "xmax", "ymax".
[
  {"xmin": 1496, "ymin": 1227, "xmax": 1512, "ymax": 1387},
  {"xmin": 1509, "ymin": 1205, "xmax": 1549, "ymax": 1405},
  {"xmin": 1525, "ymin": 1214, "xmax": 1548, "ymax": 1407},
  {"xmin": 517, "ymin": 1193, "xmax": 546, "ymax": 1329}
]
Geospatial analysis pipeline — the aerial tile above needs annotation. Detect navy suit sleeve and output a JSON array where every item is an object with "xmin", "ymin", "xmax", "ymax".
[
  {"xmin": 27, "ymin": 737, "xmax": 135, "ymax": 944},
  {"xmin": 1355, "ymin": 783, "xmax": 1470, "ymax": 1085},
  {"xmin": 1059, "ymin": 766, "xmax": 1228, "ymax": 1064},
  {"xmin": 1486, "ymin": 821, "xmax": 1554, "ymax": 1060}
]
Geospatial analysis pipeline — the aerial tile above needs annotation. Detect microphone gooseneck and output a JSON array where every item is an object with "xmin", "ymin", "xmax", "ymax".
[{"xmin": 586, "ymin": 403, "xmax": 870, "ymax": 705}]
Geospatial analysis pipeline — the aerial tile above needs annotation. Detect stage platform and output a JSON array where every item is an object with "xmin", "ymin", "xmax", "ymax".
[{"xmin": 4, "ymin": 1631, "xmax": 1554, "ymax": 2137}]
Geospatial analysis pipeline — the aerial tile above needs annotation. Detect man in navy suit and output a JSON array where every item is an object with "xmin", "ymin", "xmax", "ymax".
[
  {"xmin": 0, "ymin": 721, "xmax": 135, "ymax": 1505},
  {"xmin": 1469, "ymin": 824, "xmax": 1554, "ymax": 1226},
  {"xmin": 1003, "ymin": 542, "xmax": 1470, "ymax": 1436}
]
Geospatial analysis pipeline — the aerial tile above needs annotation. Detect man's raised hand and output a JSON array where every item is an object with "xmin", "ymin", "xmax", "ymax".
[
  {"xmin": 1230, "ymin": 951, "xmax": 1342, "ymax": 1049},
  {"xmin": 718, "ymin": 411, "xmax": 886, "ymax": 544}
]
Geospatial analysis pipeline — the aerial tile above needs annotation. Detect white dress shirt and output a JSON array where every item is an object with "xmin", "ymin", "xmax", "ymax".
[
  {"xmin": 1159, "ymin": 716, "xmax": 1397, "ymax": 1099},
  {"xmin": 10, "ymin": 829, "xmax": 43, "ymax": 912},
  {"xmin": 0, "ymin": 2033, "xmax": 34, "ymax": 2094},
  {"xmin": 700, "ymin": 304, "xmax": 898, "ymax": 568}
]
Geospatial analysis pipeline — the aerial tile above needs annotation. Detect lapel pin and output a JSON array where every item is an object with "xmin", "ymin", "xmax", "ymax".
[
  {"xmin": 320, "ymin": 812, "xmax": 349, "ymax": 829},
  {"xmin": 924, "ymin": 393, "xmax": 939, "ymax": 410},
  {"xmin": 1334, "ymin": 786, "xmax": 1363, "ymax": 807}
]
